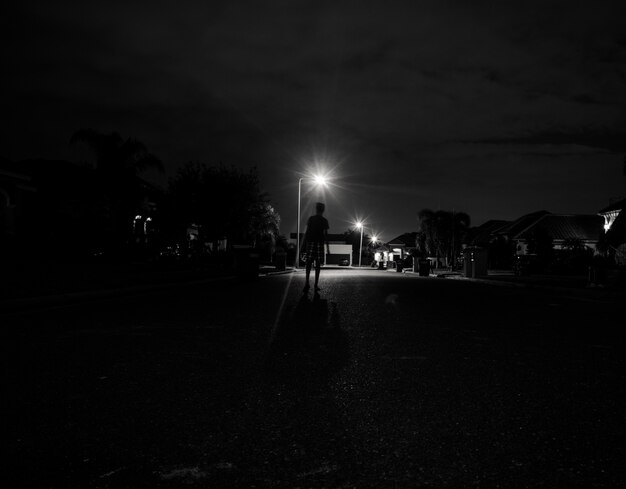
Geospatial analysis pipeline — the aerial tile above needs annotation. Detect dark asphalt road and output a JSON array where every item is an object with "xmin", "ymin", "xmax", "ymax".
[{"xmin": 3, "ymin": 270, "xmax": 625, "ymax": 488}]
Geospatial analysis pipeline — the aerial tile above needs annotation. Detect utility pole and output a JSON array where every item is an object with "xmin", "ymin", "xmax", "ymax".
[
  {"xmin": 296, "ymin": 178, "xmax": 303, "ymax": 269},
  {"xmin": 358, "ymin": 225, "xmax": 364, "ymax": 267},
  {"xmin": 451, "ymin": 208, "xmax": 455, "ymax": 270}
]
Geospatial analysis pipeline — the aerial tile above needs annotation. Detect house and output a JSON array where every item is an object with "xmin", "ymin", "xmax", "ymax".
[
  {"xmin": 598, "ymin": 198, "xmax": 626, "ymax": 264},
  {"xmin": 492, "ymin": 210, "xmax": 551, "ymax": 247},
  {"xmin": 476, "ymin": 210, "xmax": 602, "ymax": 255},
  {"xmin": 464, "ymin": 220, "xmax": 513, "ymax": 269},
  {"xmin": 372, "ymin": 243, "xmax": 390, "ymax": 268},
  {"xmin": 290, "ymin": 233, "xmax": 354, "ymax": 265},
  {"xmin": 598, "ymin": 198, "xmax": 624, "ymax": 233},
  {"xmin": 465, "ymin": 220, "xmax": 510, "ymax": 247},
  {"xmin": 513, "ymin": 214, "xmax": 603, "ymax": 254},
  {"xmin": 464, "ymin": 210, "xmax": 606, "ymax": 269},
  {"xmin": 464, "ymin": 212, "xmax": 553, "ymax": 268},
  {"xmin": 386, "ymin": 232, "xmax": 418, "ymax": 262}
]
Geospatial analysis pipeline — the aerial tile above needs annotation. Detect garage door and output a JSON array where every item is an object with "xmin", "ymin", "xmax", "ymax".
[{"xmin": 325, "ymin": 253, "xmax": 350, "ymax": 265}]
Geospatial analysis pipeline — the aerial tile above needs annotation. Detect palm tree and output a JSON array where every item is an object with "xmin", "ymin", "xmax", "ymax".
[{"xmin": 70, "ymin": 128, "xmax": 163, "ymax": 177}]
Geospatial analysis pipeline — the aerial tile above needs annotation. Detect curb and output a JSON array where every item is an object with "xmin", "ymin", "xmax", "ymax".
[
  {"xmin": 445, "ymin": 275, "xmax": 527, "ymax": 288},
  {"xmin": 1, "ymin": 267, "xmax": 303, "ymax": 314},
  {"xmin": 260, "ymin": 270, "xmax": 295, "ymax": 276},
  {"xmin": 259, "ymin": 267, "xmax": 296, "ymax": 276},
  {"xmin": 0, "ymin": 275, "xmax": 237, "ymax": 314},
  {"xmin": 405, "ymin": 270, "xmax": 620, "ymax": 292},
  {"xmin": 445, "ymin": 275, "xmax": 625, "ymax": 301}
]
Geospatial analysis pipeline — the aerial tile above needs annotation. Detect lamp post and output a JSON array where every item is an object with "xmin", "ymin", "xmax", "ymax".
[
  {"xmin": 356, "ymin": 221, "xmax": 364, "ymax": 268},
  {"xmin": 371, "ymin": 236, "xmax": 379, "ymax": 268},
  {"xmin": 296, "ymin": 174, "xmax": 327, "ymax": 269}
]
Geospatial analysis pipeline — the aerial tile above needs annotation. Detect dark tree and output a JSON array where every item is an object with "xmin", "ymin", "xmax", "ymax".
[
  {"xmin": 166, "ymin": 162, "xmax": 280, "ymax": 252},
  {"xmin": 70, "ymin": 129, "xmax": 163, "ymax": 253},
  {"xmin": 70, "ymin": 129, "xmax": 163, "ymax": 177},
  {"xmin": 343, "ymin": 227, "xmax": 372, "ymax": 264},
  {"xmin": 417, "ymin": 209, "xmax": 471, "ymax": 267}
]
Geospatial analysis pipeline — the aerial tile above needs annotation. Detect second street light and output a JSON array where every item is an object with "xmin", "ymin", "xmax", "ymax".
[
  {"xmin": 371, "ymin": 235, "xmax": 380, "ymax": 269},
  {"xmin": 296, "ymin": 174, "xmax": 328, "ymax": 269},
  {"xmin": 355, "ymin": 221, "xmax": 364, "ymax": 268}
]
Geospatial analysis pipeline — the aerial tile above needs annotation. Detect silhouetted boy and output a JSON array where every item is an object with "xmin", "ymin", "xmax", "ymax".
[{"xmin": 301, "ymin": 202, "xmax": 330, "ymax": 292}]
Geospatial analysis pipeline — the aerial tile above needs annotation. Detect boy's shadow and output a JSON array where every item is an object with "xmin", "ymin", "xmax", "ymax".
[{"xmin": 264, "ymin": 292, "xmax": 349, "ymax": 388}]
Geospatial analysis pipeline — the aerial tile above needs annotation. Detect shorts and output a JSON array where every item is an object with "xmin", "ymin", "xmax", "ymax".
[{"xmin": 304, "ymin": 242, "xmax": 325, "ymax": 263}]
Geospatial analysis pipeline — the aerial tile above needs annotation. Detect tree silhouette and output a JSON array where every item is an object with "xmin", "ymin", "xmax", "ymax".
[
  {"xmin": 70, "ymin": 129, "xmax": 163, "ymax": 177},
  {"xmin": 343, "ymin": 228, "xmax": 372, "ymax": 264},
  {"xmin": 248, "ymin": 201, "xmax": 281, "ymax": 250},
  {"xmin": 417, "ymin": 209, "xmax": 471, "ymax": 267},
  {"xmin": 167, "ymin": 162, "xmax": 280, "ymax": 250},
  {"xmin": 70, "ymin": 129, "xmax": 163, "ymax": 252}
]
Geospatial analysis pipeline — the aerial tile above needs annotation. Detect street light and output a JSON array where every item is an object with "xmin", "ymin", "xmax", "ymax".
[
  {"xmin": 313, "ymin": 175, "xmax": 327, "ymax": 186},
  {"xmin": 355, "ymin": 221, "xmax": 364, "ymax": 268},
  {"xmin": 371, "ymin": 236, "xmax": 380, "ymax": 268},
  {"xmin": 296, "ymin": 174, "xmax": 328, "ymax": 269}
]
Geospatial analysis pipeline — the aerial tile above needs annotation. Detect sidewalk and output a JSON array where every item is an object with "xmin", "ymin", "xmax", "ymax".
[
  {"xmin": 0, "ymin": 259, "xmax": 240, "ymax": 313},
  {"xmin": 259, "ymin": 265, "xmax": 295, "ymax": 275},
  {"xmin": 0, "ymin": 259, "xmax": 303, "ymax": 313},
  {"xmin": 401, "ymin": 266, "xmax": 625, "ymax": 299}
]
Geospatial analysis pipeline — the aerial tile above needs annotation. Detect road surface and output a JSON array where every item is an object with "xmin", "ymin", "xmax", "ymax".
[{"xmin": 3, "ymin": 269, "xmax": 625, "ymax": 487}]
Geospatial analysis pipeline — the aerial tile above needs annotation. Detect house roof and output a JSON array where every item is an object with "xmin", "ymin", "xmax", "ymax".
[
  {"xmin": 516, "ymin": 214, "xmax": 603, "ymax": 242},
  {"xmin": 494, "ymin": 210, "xmax": 551, "ymax": 238},
  {"xmin": 465, "ymin": 220, "xmax": 510, "ymax": 245},
  {"xmin": 387, "ymin": 232, "xmax": 417, "ymax": 247},
  {"xmin": 598, "ymin": 198, "xmax": 626, "ymax": 214},
  {"xmin": 605, "ymin": 208, "xmax": 626, "ymax": 246}
]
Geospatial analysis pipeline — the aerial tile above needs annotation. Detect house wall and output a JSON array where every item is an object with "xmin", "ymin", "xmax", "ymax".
[
  {"xmin": 517, "ymin": 239, "xmax": 598, "ymax": 254},
  {"xmin": 326, "ymin": 243, "xmax": 352, "ymax": 265},
  {"xmin": 515, "ymin": 241, "xmax": 528, "ymax": 255},
  {"xmin": 552, "ymin": 241, "xmax": 597, "ymax": 251}
]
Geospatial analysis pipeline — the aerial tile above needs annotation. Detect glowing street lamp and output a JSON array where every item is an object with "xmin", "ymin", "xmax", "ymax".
[
  {"xmin": 370, "ymin": 235, "xmax": 381, "ymax": 268},
  {"xmin": 296, "ymin": 174, "xmax": 328, "ymax": 269},
  {"xmin": 355, "ymin": 221, "xmax": 364, "ymax": 268},
  {"xmin": 313, "ymin": 175, "xmax": 327, "ymax": 186}
]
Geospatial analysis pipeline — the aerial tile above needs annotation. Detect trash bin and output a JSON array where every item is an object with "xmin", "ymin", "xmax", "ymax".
[
  {"xmin": 417, "ymin": 259, "xmax": 430, "ymax": 277},
  {"xmin": 463, "ymin": 247, "xmax": 488, "ymax": 278},
  {"xmin": 396, "ymin": 260, "xmax": 403, "ymax": 272}
]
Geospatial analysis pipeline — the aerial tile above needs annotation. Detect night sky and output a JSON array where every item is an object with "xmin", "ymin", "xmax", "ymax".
[{"xmin": 3, "ymin": 0, "xmax": 625, "ymax": 241}]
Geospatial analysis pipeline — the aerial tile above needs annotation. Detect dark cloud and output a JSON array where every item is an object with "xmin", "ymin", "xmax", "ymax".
[
  {"xmin": 3, "ymin": 0, "xmax": 626, "ymax": 239},
  {"xmin": 476, "ymin": 129, "xmax": 626, "ymax": 153}
]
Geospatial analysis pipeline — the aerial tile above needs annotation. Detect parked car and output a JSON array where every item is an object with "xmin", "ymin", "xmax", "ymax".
[{"xmin": 338, "ymin": 258, "xmax": 350, "ymax": 266}]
